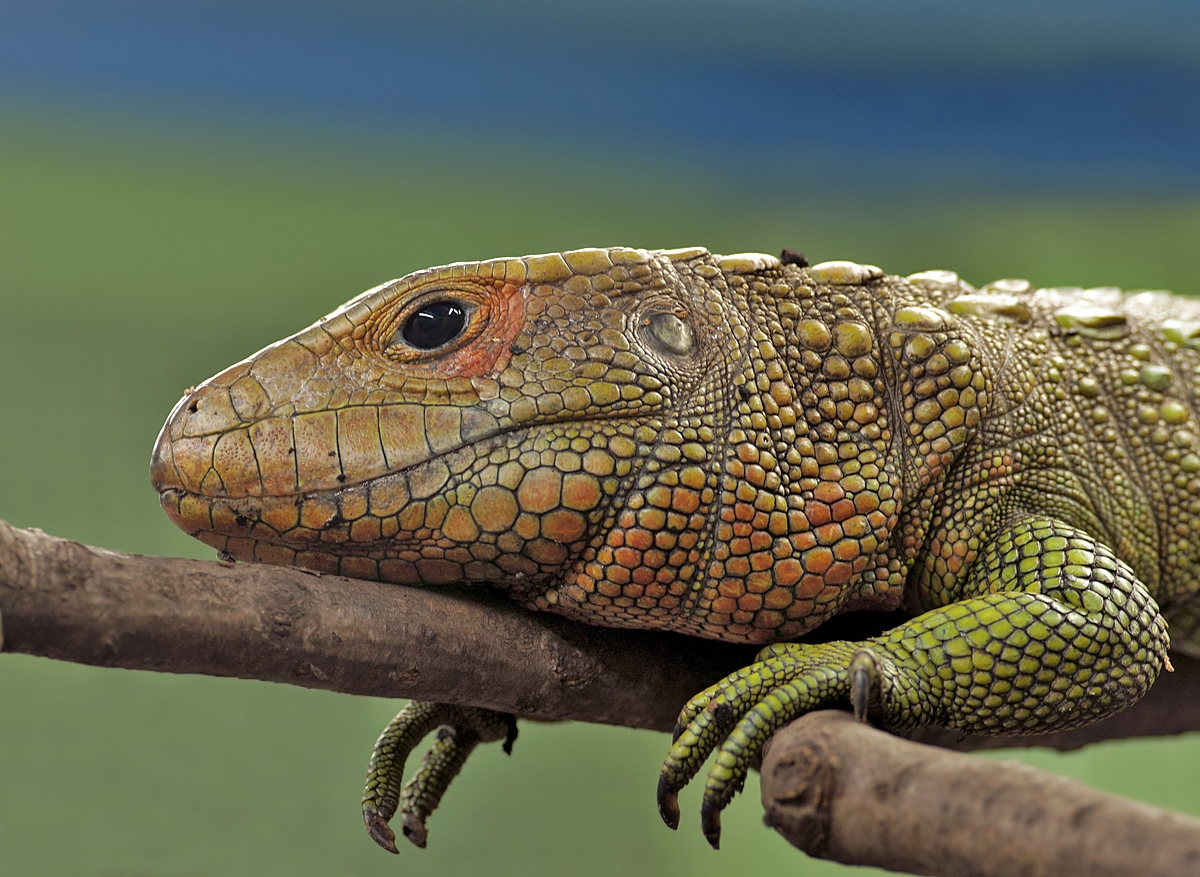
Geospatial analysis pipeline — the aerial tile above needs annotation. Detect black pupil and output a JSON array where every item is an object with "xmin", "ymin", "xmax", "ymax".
[{"xmin": 402, "ymin": 302, "xmax": 467, "ymax": 350}]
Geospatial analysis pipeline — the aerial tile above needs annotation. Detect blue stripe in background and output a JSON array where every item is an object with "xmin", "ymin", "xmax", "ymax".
[{"xmin": 1, "ymin": 0, "xmax": 1198, "ymax": 192}]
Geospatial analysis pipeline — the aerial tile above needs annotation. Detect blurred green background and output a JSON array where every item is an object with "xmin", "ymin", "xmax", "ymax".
[{"xmin": 3, "ymin": 2, "xmax": 1200, "ymax": 875}]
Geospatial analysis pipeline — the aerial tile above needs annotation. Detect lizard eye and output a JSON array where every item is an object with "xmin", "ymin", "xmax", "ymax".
[
  {"xmin": 400, "ymin": 301, "xmax": 468, "ymax": 350},
  {"xmin": 644, "ymin": 312, "xmax": 694, "ymax": 356}
]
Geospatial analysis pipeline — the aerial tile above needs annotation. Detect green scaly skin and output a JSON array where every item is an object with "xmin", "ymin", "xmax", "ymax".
[
  {"xmin": 362, "ymin": 702, "xmax": 516, "ymax": 851},
  {"xmin": 151, "ymin": 248, "xmax": 1186, "ymax": 849}
]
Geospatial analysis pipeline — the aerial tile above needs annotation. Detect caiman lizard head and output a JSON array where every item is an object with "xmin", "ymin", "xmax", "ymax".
[{"xmin": 151, "ymin": 249, "xmax": 741, "ymax": 599}]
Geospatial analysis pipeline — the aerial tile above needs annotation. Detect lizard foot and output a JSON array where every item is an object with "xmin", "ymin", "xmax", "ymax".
[
  {"xmin": 361, "ymin": 701, "xmax": 517, "ymax": 851},
  {"xmin": 658, "ymin": 641, "xmax": 893, "ymax": 849}
]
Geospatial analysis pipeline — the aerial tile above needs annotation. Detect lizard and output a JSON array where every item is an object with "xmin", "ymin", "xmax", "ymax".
[{"xmin": 149, "ymin": 245, "xmax": 1189, "ymax": 852}]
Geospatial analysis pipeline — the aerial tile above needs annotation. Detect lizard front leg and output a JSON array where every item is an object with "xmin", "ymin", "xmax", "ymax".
[
  {"xmin": 658, "ymin": 519, "xmax": 1172, "ymax": 847},
  {"xmin": 362, "ymin": 701, "xmax": 517, "ymax": 851}
]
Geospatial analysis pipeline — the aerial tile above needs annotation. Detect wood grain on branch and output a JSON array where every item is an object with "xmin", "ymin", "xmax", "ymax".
[
  {"xmin": 2, "ymin": 519, "xmax": 1200, "ymax": 744},
  {"xmin": 762, "ymin": 711, "xmax": 1200, "ymax": 877}
]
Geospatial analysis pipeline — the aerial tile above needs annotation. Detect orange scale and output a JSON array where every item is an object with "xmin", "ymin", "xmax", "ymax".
[
  {"xmin": 637, "ymin": 508, "xmax": 667, "ymax": 531},
  {"xmin": 597, "ymin": 581, "xmax": 623, "ymax": 598},
  {"xmin": 726, "ymin": 557, "xmax": 752, "ymax": 576},
  {"xmin": 785, "ymin": 599, "xmax": 815, "ymax": 619},
  {"xmin": 737, "ymin": 593, "xmax": 763, "ymax": 611},
  {"xmin": 854, "ymin": 492, "xmax": 881, "ymax": 513},
  {"xmin": 654, "ymin": 531, "xmax": 678, "ymax": 550},
  {"xmin": 632, "ymin": 567, "xmax": 657, "ymax": 586},
  {"xmin": 625, "ymin": 528, "xmax": 655, "ymax": 551},
  {"xmin": 711, "ymin": 596, "xmax": 738, "ymax": 614},
  {"xmin": 832, "ymin": 498, "xmax": 856, "ymax": 522},
  {"xmin": 613, "ymin": 546, "xmax": 642, "ymax": 568},
  {"xmin": 802, "ymin": 546, "xmax": 834, "ymax": 573},
  {"xmin": 798, "ymin": 574, "xmax": 825, "ymax": 599},
  {"xmin": 750, "ymin": 530, "xmax": 772, "ymax": 551},
  {"xmin": 718, "ymin": 578, "xmax": 745, "ymax": 598},
  {"xmin": 806, "ymin": 502, "xmax": 832, "ymax": 526},
  {"xmin": 732, "ymin": 610, "xmax": 754, "ymax": 624},
  {"xmin": 730, "ymin": 537, "xmax": 752, "ymax": 556},
  {"xmin": 826, "ymin": 560, "xmax": 856, "ymax": 585},
  {"xmin": 843, "ymin": 514, "xmax": 871, "ymax": 538},
  {"xmin": 750, "ymin": 552, "xmax": 773, "ymax": 572},
  {"xmin": 788, "ymin": 510, "xmax": 811, "ymax": 531},
  {"xmin": 671, "ymin": 488, "xmax": 701, "ymax": 514},
  {"xmin": 606, "ymin": 565, "xmax": 632, "ymax": 585},
  {"xmin": 541, "ymin": 509, "xmax": 587, "ymax": 542},
  {"xmin": 351, "ymin": 518, "xmax": 383, "ymax": 543},
  {"xmin": 744, "ymin": 573, "xmax": 772, "ymax": 592},
  {"xmin": 745, "ymin": 464, "xmax": 767, "ymax": 487},
  {"xmin": 666, "ymin": 511, "xmax": 690, "ymax": 530},
  {"xmin": 754, "ymin": 610, "xmax": 785, "ymax": 629},
  {"xmin": 734, "ymin": 502, "xmax": 756, "ymax": 522},
  {"xmin": 774, "ymin": 558, "xmax": 803, "ymax": 587},
  {"xmin": 813, "ymin": 481, "xmax": 845, "ymax": 503},
  {"xmin": 833, "ymin": 538, "xmax": 861, "ymax": 562},
  {"xmin": 735, "ymin": 444, "xmax": 759, "ymax": 464},
  {"xmin": 562, "ymin": 472, "xmax": 603, "ymax": 511},
  {"xmin": 764, "ymin": 588, "xmax": 793, "ymax": 609},
  {"xmin": 791, "ymin": 531, "xmax": 818, "ymax": 552}
]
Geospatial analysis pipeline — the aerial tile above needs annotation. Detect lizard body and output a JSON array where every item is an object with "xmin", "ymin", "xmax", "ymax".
[{"xmin": 151, "ymin": 246, "xmax": 1183, "ymax": 848}]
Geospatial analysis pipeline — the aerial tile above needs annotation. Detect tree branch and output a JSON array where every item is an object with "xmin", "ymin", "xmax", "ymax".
[
  {"xmin": 2, "ymin": 519, "xmax": 1200, "ymax": 743},
  {"xmin": 7, "ymin": 519, "xmax": 1200, "ymax": 875},
  {"xmin": 761, "ymin": 711, "xmax": 1200, "ymax": 877}
]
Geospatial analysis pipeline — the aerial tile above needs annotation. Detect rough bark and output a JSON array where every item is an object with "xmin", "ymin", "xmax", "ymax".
[
  {"xmin": 761, "ymin": 711, "xmax": 1200, "ymax": 877},
  {"xmin": 6, "ymin": 518, "xmax": 1200, "ymax": 875},
  {"xmin": 3, "ymin": 519, "xmax": 1200, "ymax": 742}
]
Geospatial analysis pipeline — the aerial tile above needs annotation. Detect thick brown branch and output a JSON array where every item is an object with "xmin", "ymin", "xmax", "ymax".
[
  {"xmin": 2, "ymin": 518, "xmax": 1199, "ymax": 746},
  {"xmin": 6, "ymin": 520, "xmax": 1200, "ymax": 874},
  {"xmin": 761, "ymin": 711, "xmax": 1200, "ymax": 877}
]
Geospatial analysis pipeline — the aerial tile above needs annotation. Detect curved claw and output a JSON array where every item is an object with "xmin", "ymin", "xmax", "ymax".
[
  {"xmin": 700, "ymin": 799, "xmax": 722, "ymax": 850},
  {"xmin": 363, "ymin": 806, "xmax": 400, "ymax": 854},
  {"xmin": 400, "ymin": 811, "xmax": 429, "ymax": 849},
  {"xmin": 656, "ymin": 774, "xmax": 680, "ymax": 830},
  {"xmin": 850, "ymin": 648, "xmax": 880, "ymax": 722}
]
